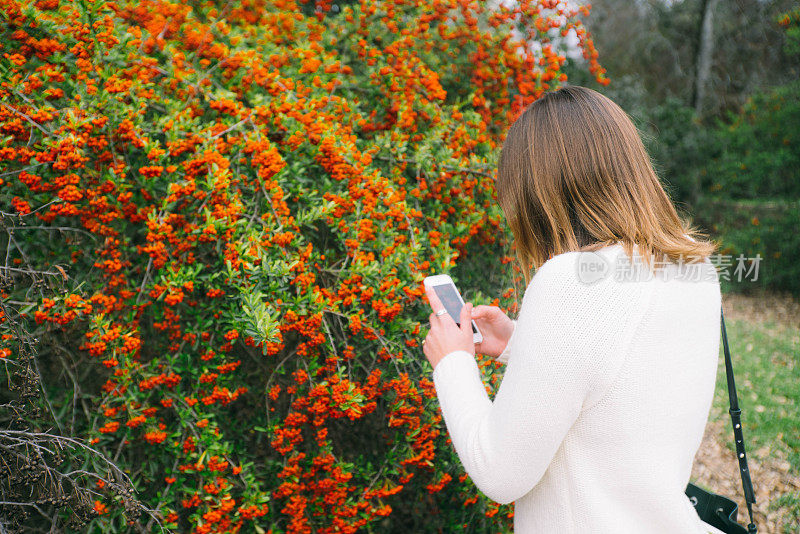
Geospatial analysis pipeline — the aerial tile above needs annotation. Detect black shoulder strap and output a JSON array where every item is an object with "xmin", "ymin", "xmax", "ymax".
[{"xmin": 720, "ymin": 306, "xmax": 758, "ymax": 533}]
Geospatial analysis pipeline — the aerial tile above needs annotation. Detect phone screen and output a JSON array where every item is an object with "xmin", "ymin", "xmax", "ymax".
[{"xmin": 433, "ymin": 284, "xmax": 478, "ymax": 334}]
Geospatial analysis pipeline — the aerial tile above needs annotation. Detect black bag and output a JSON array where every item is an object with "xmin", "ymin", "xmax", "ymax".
[{"xmin": 684, "ymin": 307, "xmax": 757, "ymax": 534}]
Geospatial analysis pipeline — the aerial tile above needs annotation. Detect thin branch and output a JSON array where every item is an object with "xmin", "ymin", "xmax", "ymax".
[
  {"xmin": 6, "ymin": 226, "xmax": 99, "ymax": 241},
  {"xmin": 1, "ymin": 104, "xmax": 54, "ymax": 137},
  {"xmin": 375, "ymin": 155, "xmax": 495, "ymax": 178},
  {"xmin": 0, "ymin": 163, "xmax": 47, "ymax": 177},
  {"xmin": 210, "ymin": 112, "xmax": 253, "ymax": 140},
  {"xmin": 0, "ymin": 266, "xmax": 66, "ymax": 277}
]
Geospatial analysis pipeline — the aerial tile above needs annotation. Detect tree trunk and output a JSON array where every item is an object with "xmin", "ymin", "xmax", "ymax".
[
  {"xmin": 689, "ymin": 0, "xmax": 719, "ymax": 208},
  {"xmin": 693, "ymin": 0, "xmax": 719, "ymax": 117}
]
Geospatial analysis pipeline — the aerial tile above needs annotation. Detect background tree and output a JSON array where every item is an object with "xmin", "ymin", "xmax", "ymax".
[{"xmin": 567, "ymin": 0, "xmax": 800, "ymax": 296}]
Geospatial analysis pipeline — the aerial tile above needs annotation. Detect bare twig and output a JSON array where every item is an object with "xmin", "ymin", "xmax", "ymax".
[{"xmin": 0, "ymin": 103, "xmax": 54, "ymax": 137}]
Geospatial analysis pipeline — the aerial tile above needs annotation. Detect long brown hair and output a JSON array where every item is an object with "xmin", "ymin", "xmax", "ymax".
[{"xmin": 496, "ymin": 85, "xmax": 717, "ymax": 286}]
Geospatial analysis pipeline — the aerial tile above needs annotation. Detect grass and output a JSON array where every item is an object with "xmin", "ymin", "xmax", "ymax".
[{"xmin": 709, "ymin": 314, "xmax": 800, "ymax": 533}]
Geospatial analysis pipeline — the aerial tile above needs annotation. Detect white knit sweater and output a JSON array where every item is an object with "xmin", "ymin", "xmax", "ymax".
[{"xmin": 432, "ymin": 243, "xmax": 726, "ymax": 534}]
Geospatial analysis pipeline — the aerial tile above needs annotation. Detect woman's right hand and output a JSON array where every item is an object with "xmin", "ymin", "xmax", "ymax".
[{"xmin": 471, "ymin": 305, "xmax": 515, "ymax": 359}]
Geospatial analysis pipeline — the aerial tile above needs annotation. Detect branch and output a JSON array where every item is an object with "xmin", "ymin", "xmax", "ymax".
[
  {"xmin": 375, "ymin": 155, "xmax": 495, "ymax": 178},
  {"xmin": 1, "ymin": 104, "xmax": 55, "ymax": 137}
]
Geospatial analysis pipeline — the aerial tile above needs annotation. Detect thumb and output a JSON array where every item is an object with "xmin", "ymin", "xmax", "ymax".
[{"xmin": 460, "ymin": 303, "xmax": 473, "ymax": 336}]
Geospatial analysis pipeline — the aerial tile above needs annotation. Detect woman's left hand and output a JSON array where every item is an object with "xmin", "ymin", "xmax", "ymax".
[{"xmin": 422, "ymin": 286, "xmax": 476, "ymax": 370}]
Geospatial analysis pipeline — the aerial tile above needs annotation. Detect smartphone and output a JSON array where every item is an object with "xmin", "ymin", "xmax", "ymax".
[{"xmin": 423, "ymin": 274, "xmax": 483, "ymax": 344}]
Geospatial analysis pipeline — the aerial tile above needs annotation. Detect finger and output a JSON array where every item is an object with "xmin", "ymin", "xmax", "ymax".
[
  {"xmin": 460, "ymin": 302, "xmax": 473, "ymax": 336},
  {"xmin": 424, "ymin": 284, "xmax": 446, "ymax": 314},
  {"xmin": 470, "ymin": 304, "xmax": 491, "ymax": 318},
  {"xmin": 439, "ymin": 310, "xmax": 457, "ymax": 329},
  {"xmin": 473, "ymin": 304, "xmax": 499, "ymax": 318},
  {"xmin": 429, "ymin": 311, "xmax": 450, "ymax": 329}
]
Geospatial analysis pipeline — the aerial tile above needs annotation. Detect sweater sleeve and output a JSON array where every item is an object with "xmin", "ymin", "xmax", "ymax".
[{"xmin": 432, "ymin": 252, "xmax": 636, "ymax": 505}]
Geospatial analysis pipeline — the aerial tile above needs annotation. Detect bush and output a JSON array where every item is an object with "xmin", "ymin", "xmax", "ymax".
[
  {"xmin": 701, "ymin": 79, "xmax": 800, "ymax": 200},
  {"xmin": 694, "ymin": 198, "xmax": 800, "ymax": 296},
  {"xmin": 0, "ymin": 1, "xmax": 606, "ymax": 532},
  {"xmin": 692, "ymin": 8, "xmax": 800, "ymax": 296},
  {"xmin": 638, "ymin": 96, "xmax": 713, "ymax": 208}
]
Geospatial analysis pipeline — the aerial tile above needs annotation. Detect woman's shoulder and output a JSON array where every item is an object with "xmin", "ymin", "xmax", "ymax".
[
  {"xmin": 513, "ymin": 245, "xmax": 653, "ymax": 394},
  {"xmin": 527, "ymin": 243, "xmax": 627, "ymax": 292},
  {"xmin": 521, "ymin": 243, "xmax": 642, "ymax": 322}
]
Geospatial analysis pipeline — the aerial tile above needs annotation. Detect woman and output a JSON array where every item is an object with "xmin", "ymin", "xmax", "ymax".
[{"xmin": 422, "ymin": 85, "xmax": 726, "ymax": 534}]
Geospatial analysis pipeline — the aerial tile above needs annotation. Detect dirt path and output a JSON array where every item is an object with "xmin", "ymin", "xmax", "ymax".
[
  {"xmin": 692, "ymin": 418, "xmax": 800, "ymax": 533},
  {"xmin": 722, "ymin": 290, "xmax": 800, "ymax": 332},
  {"xmin": 689, "ymin": 291, "xmax": 800, "ymax": 533}
]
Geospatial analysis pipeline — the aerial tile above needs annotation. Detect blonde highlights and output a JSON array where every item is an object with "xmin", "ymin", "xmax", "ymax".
[{"xmin": 496, "ymin": 85, "xmax": 717, "ymax": 286}]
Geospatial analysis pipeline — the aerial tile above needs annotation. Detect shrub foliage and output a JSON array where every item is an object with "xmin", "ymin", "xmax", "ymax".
[
  {"xmin": 0, "ymin": 0, "xmax": 606, "ymax": 532},
  {"xmin": 692, "ymin": 9, "xmax": 800, "ymax": 295}
]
